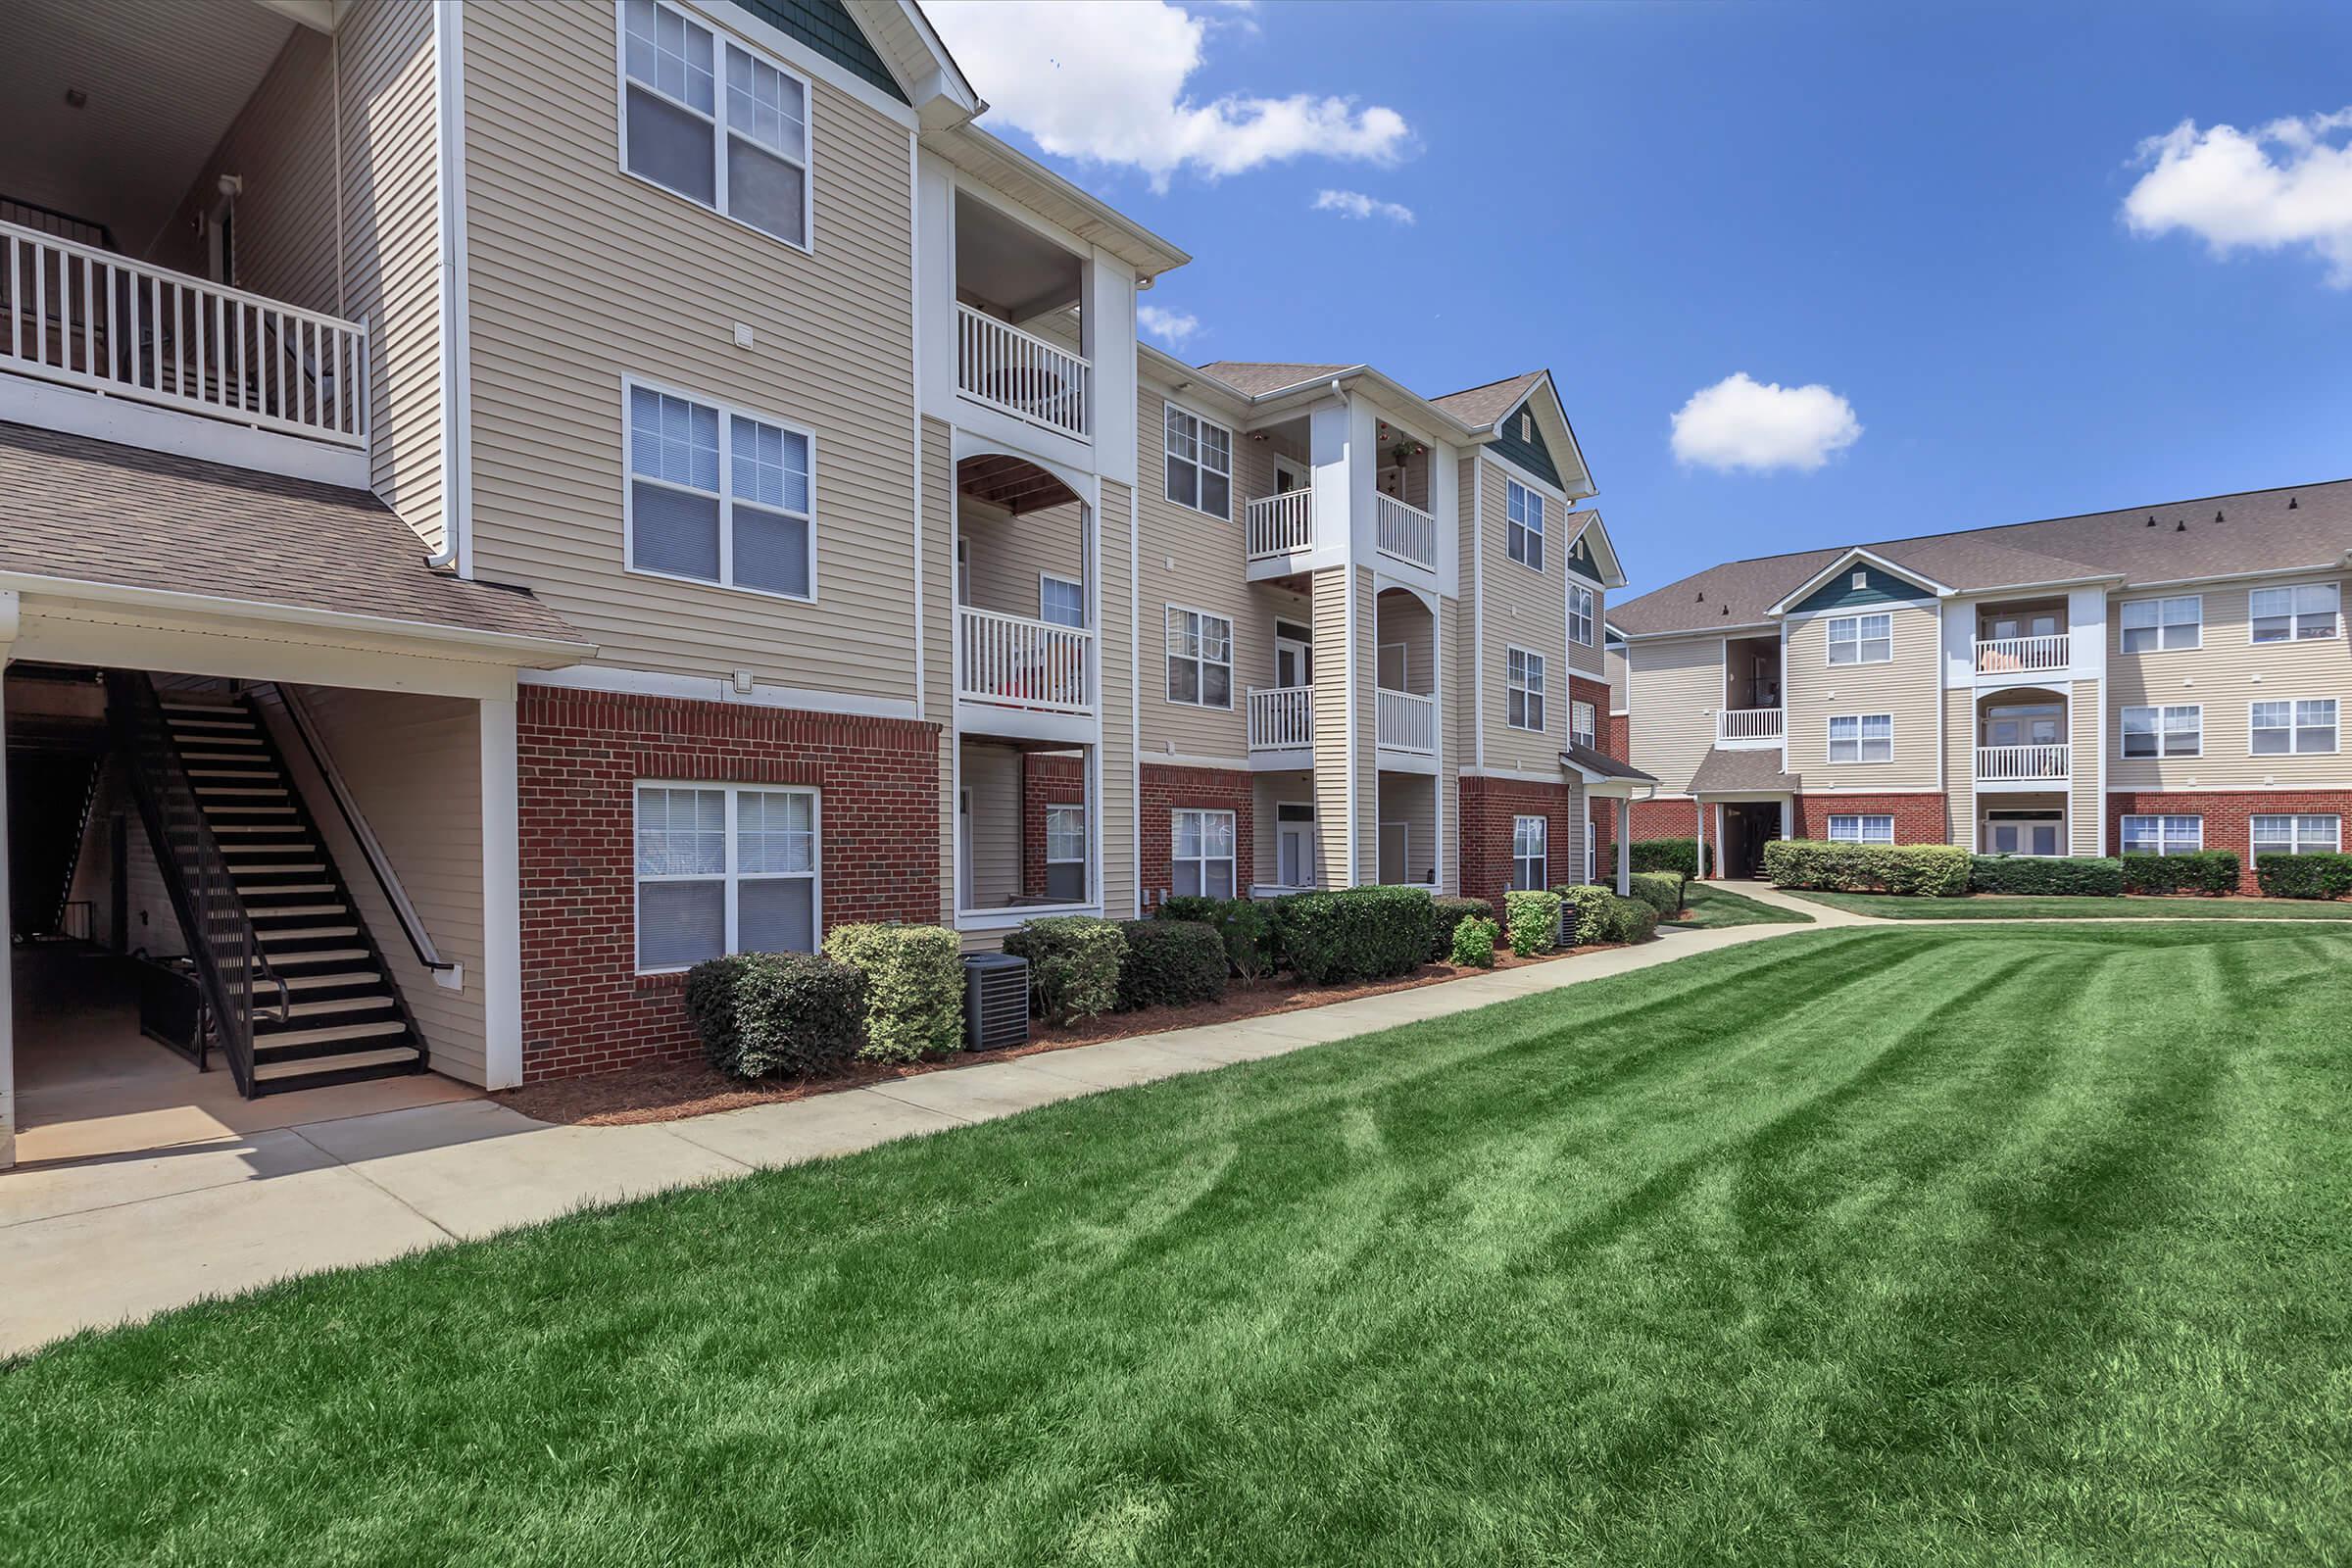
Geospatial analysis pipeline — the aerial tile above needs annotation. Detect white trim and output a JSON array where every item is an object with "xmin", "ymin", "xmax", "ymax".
[
  {"xmin": 1504, "ymin": 476, "xmax": 1546, "ymax": 574},
  {"xmin": 1153, "ymin": 750, "xmax": 1253, "ymax": 772},
  {"xmin": 1169, "ymin": 807, "xmax": 1239, "ymax": 899},
  {"xmin": 1129, "ymin": 479, "xmax": 1143, "ymax": 916},
  {"xmin": 2246, "ymin": 579, "xmax": 2342, "ymax": 646},
  {"xmin": 2119, "ymin": 812, "xmax": 2204, "ymax": 856},
  {"xmin": 1509, "ymin": 813, "xmax": 1548, "ymax": 892},
  {"xmin": 1159, "ymin": 398, "xmax": 1235, "ymax": 521},
  {"xmin": 1825, "ymin": 611, "xmax": 1894, "ymax": 666},
  {"xmin": 1503, "ymin": 644, "xmax": 1545, "ymax": 733},
  {"xmin": 0, "ymin": 378, "xmax": 369, "ymax": 489},
  {"xmin": 1472, "ymin": 465, "xmax": 1486, "ymax": 769},
  {"xmin": 1767, "ymin": 547, "xmax": 1953, "ymax": 616},
  {"xmin": 619, "ymin": 0, "xmax": 818, "ymax": 255},
  {"xmin": 432, "ymin": 0, "xmax": 475, "ymax": 575},
  {"xmin": 479, "ymin": 695, "xmax": 522, "ymax": 1086},
  {"xmin": 907, "ymin": 124, "xmax": 923, "ymax": 719},
  {"xmin": 620, "ymin": 373, "xmax": 818, "ymax": 603},
  {"xmin": 1826, "ymin": 711, "xmax": 1895, "ymax": 765},
  {"xmin": 1344, "ymin": 564, "xmax": 1359, "ymax": 883},
  {"xmin": 2247, "ymin": 696, "xmax": 2340, "ymax": 756},
  {"xmin": 2119, "ymin": 703, "xmax": 2202, "ymax": 760},
  {"xmin": 632, "ymin": 779, "xmax": 823, "ymax": 975},
  {"xmin": 2250, "ymin": 812, "xmax": 2344, "ymax": 858},
  {"xmin": 2116, "ymin": 592, "xmax": 2203, "ymax": 655},
  {"xmin": 1826, "ymin": 812, "xmax": 1896, "ymax": 845},
  {"xmin": 1162, "ymin": 601, "xmax": 1235, "ymax": 710},
  {"xmin": 1568, "ymin": 582, "xmax": 1595, "ymax": 648},
  {"xmin": 1039, "ymin": 569, "xmax": 1085, "ymax": 627},
  {"xmin": 706, "ymin": 1, "xmax": 924, "ymax": 126},
  {"xmin": 520, "ymin": 662, "xmax": 917, "ymax": 720}
]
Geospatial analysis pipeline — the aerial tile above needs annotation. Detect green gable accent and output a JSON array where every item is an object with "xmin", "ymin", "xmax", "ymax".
[
  {"xmin": 737, "ymin": 0, "xmax": 910, "ymax": 104},
  {"xmin": 1490, "ymin": 395, "xmax": 1561, "ymax": 489},
  {"xmin": 1564, "ymin": 529, "xmax": 1601, "ymax": 582},
  {"xmin": 1790, "ymin": 562, "xmax": 1937, "ymax": 615}
]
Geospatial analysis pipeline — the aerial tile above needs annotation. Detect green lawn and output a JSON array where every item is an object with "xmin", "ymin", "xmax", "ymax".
[
  {"xmin": 1664, "ymin": 881, "xmax": 1814, "ymax": 928},
  {"xmin": 8, "ymin": 925, "xmax": 2351, "ymax": 1566},
  {"xmin": 1784, "ymin": 887, "xmax": 2352, "ymax": 920}
]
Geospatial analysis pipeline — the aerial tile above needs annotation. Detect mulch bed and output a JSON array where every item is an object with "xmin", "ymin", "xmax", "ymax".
[{"xmin": 495, "ymin": 943, "xmax": 1618, "ymax": 1128}]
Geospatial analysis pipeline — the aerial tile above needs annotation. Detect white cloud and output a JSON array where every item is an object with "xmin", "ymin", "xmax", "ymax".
[
  {"xmin": 1312, "ymin": 189, "xmax": 1415, "ymax": 224},
  {"xmin": 2123, "ymin": 108, "xmax": 2352, "ymax": 286},
  {"xmin": 926, "ymin": 1, "xmax": 1410, "ymax": 192},
  {"xmin": 1137, "ymin": 304, "xmax": 1200, "ymax": 347},
  {"xmin": 1670, "ymin": 373, "xmax": 1861, "ymax": 473}
]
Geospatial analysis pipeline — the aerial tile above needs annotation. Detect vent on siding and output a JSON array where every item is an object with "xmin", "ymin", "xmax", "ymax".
[{"xmin": 964, "ymin": 954, "xmax": 1031, "ymax": 1052}]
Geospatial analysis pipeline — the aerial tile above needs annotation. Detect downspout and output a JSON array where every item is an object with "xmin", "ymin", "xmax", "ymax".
[{"xmin": 426, "ymin": 0, "xmax": 472, "ymax": 574}]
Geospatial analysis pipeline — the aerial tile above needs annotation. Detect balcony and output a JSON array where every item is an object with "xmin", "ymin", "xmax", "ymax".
[
  {"xmin": 955, "ymin": 303, "xmax": 1089, "ymax": 442},
  {"xmin": 1977, "ymin": 743, "xmax": 2069, "ymax": 782},
  {"xmin": 1246, "ymin": 490, "xmax": 1313, "ymax": 561},
  {"xmin": 1718, "ymin": 708, "xmax": 1784, "ymax": 745},
  {"xmin": 1376, "ymin": 687, "xmax": 1437, "ymax": 755},
  {"xmin": 1, "ymin": 218, "xmax": 368, "ymax": 449},
  {"xmin": 1976, "ymin": 633, "xmax": 2069, "ymax": 676},
  {"xmin": 1372, "ymin": 492, "xmax": 1437, "ymax": 570},
  {"xmin": 957, "ymin": 606, "xmax": 1091, "ymax": 714},
  {"xmin": 1247, "ymin": 685, "xmax": 1314, "ymax": 757}
]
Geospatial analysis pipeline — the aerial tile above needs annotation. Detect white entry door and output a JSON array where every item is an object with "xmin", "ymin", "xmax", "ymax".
[{"xmin": 1277, "ymin": 802, "xmax": 1314, "ymax": 888}]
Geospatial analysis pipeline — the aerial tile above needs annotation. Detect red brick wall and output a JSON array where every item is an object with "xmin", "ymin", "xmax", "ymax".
[
  {"xmin": 1021, "ymin": 754, "xmax": 1086, "ymax": 898},
  {"xmin": 1458, "ymin": 774, "xmax": 1581, "ymax": 906},
  {"xmin": 1568, "ymin": 674, "xmax": 1613, "ymax": 754},
  {"xmin": 2106, "ymin": 790, "xmax": 2352, "ymax": 893},
  {"xmin": 517, "ymin": 688, "xmax": 941, "ymax": 1081},
  {"xmin": 1602, "ymin": 710, "xmax": 1629, "ymax": 762},
  {"xmin": 1140, "ymin": 763, "xmax": 1253, "ymax": 903},
  {"xmin": 1791, "ymin": 793, "xmax": 1947, "ymax": 847},
  {"xmin": 1631, "ymin": 797, "xmax": 1712, "ymax": 848}
]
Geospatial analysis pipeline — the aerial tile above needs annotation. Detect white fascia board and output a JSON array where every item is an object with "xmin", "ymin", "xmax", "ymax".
[{"xmin": 1766, "ymin": 546, "xmax": 1954, "ymax": 617}]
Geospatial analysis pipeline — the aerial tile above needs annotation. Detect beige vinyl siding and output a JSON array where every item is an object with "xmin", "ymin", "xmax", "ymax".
[
  {"xmin": 1625, "ymin": 634, "xmax": 1723, "ymax": 796},
  {"xmin": 2108, "ymin": 576, "xmax": 2352, "ymax": 789},
  {"xmin": 1604, "ymin": 637, "xmax": 1628, "ymax": 712},
  {"xmin": 1379, "ymin": 770, "xmax": 1437, "ymax": 885},
  {"xmin": 1784, "ymin": 603, "xmax": 1941, "ymax": 793},
  {"xmin": 1352, "ymin": 564, "xmax": 1380, "ymax": 884},
  {"xmin": 1251, "ymin": 769, "xmax": 1318, "ymax": 887},
  {"xmin": 460, "ymin": 0, "xmax": 916, "ymax": 698},
  {"xmin": 959, "ymin": 743, "xmax": 1021, "ymax": 906},
  {"xmin": 1479, "ymin": 458, "xmax": 1567, "ymax": 771},
  {"xmin": 1097, "ymin": 479, "xmax": 1137, "ymax": 915},
  {"xmin": 1943, "ymin": 699, "xmax": 1975, "ymax": 848},
  {"xmin": 958, "ymin": 498, "xmax": 1083, "ymax": 620},
  {"xmin": 921, "ymin": 416, "xmax": 955, "ymax": 920},
  {"xmin": 1310, "ymin": 565, "xmax": 1354, "ymax": 883},
  {"xmin": 2070, "ymin": 678, "xmax": 2101, "ymax": 853},
  {"xmin": 1454, "ymin": 457, "xmax": 1481, "ymax": 765},
  {"xmin": 1567, "ymin": 585, "xmax": 1605, "ymax": 678},
  {"xmin": 1136, "ymin": 381, "xmax": 1262, "ymax": 760},
  {"xmin": 1437, "ymin": 597, "xmax": 1460, "ymax": 894},
  {"xmin": 1372, "ymin": 588, "xmax": 1436, "ymax": 693}
]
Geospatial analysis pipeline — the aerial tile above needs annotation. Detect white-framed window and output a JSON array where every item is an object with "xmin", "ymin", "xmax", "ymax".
[
  {"xmin": 2253, "ymin": 814, "xmax": 2341, "ymax": 858},
  {"xmin": 2121, "ymin": 814, "xmax": 2203, "ymax": 856},
  {"xmin": 2252, "ymin": 699, "xmax": 2338, "ymax": 756},
  {"xmin": 1569, "ymin": 583, "xmax": 1595, "ymax": 647},
  {"xmin": 1828, "ymin": 814, "xmax": 1895, "ymax": 844},
  {"xmin": 2121, "ymin": 704, "xmax": 2201, "ymax": 759},
  {"xmin": 1163, "ymin": 404, "xmax": 1233, "ymax": 519},
  {"xmin": 1171, "ymin": 808, "xmax": 1236, "ymax": 898},
  {"xmin": 1045, "ymin": 803, "xmax": 1087, "ymax": 901},
  {"xmin": 2120, "ymin": 595, "xmax": 2201, "ymax": 653},
  {"xmin": 634, "ymin": 782, "xmax": 818, "ymax": 972},
  {"xmin": 1828, "ymin": 712, "xmax": 1893, "ymax": 763},
  {"xmin": 1506, "ymin": 647, "xmax": 1545, "ymax": 731},
  {"xmin": 2249, "ymin": 582, "xmax": 2339, "ymax": 644},
  {"xmin": 1571, "ymin": 699, "xmax": 1596, "ymax": 749},
  {"xmin": 1039, "ymin": 572, "xmax": 1085, "ymax": 628},
  {"xmin": 1827, "ymin": 612, "xmax": 1892, "ymax": 665},
  {"xmin": 1511, "ymin": 815, "xmax": 1548, "ymax": 891},
  {"xmin": 625, "ymin": 380, "xmax": 814, "ymax": 598},
  {"xmin": 1506, "ymin": 479, "xmax": 1544, "ymax": 570},
  {"xmin": 619, "ymin": 0, "xmax": 811, "ymax": 249},
  {"xmin": 1165, "ymin": 606, "xmax": 1234, "ymax": 709}
]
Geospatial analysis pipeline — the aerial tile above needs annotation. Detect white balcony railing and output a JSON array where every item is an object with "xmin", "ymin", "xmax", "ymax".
[
  {"xmin": 1977, "ymin": 743, "xmax": 2070, "ymax": 781},
  {"xmin": 957, "ymin": 606, "xmax": 1092, "ymax": 713},
  {"xmin": 0, "ymin": 218, "xmax": 368, "ymax": 446},
  {"xmin": 1976, "ymin": 633, "xmax": 2070, "ymax": 674},
  {"xmin": 1376, "ymin": 687, "xmax": 1437, "ymax": 754},
  {"xmin": 1246, "ymin": 490, "xmax": 1313, "ymax": 560},
  {"xmin": 1247, "ymin": 685, "xmax": 1314, "ymax": 750},
  {"xmin": 1718, "ymin": 707, "xmax": 1785, "ymax": 742},
  {"xmin": 1372, "ymin": 492, "xmax": 1438, "ymax": 569},
  {"xmin": 955, "ymin": 303, "xmax": 1089, "ymax": 441}
]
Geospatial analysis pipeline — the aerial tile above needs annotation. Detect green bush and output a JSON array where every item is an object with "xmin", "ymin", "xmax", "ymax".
[
  {"xmin": 1631, "ymin": 838, "xmax": 1712, "ymax": 878},
  {"xmin": 1625, "ymin": 871, "xmax": 1685, "ymax": 920},
  {"xmin": 1265, "ymin": 886, "xmax": 1436, "ymax": 985},
  {"xmin": 682, "ymin": 952, "xmax": 866, "ymax": 1080},
  {"xmin": 1157, "ymin": 895, "xmax": 1275, "ymax": 979},
  {"xmin": 1447, "ymin": 915, "xmax": 1498, "ymax": 968},
  {"xmin": 2120, "ymin": 851, "xmax": 2239, "ymax": 897},
  {"xmin": 1556, "ymin": 884, "xmax": 1616, "ymax": 947},
  {"xmin": 1003, "ymin": 915, "xmax": 1126, "ymax": 1025},
  {"xmin": 1763, "ymin": 840, "xmax": 1971, "ymax": 897},
  {"xmin": 1429, "ymin": 897, "xmax": 1494, "ymax": 962},
  {"xmin": 1606, "ymin": 894, "xmax": 1660, "ymax": 945},
  {"xmin": 2253, "ymin": 851, "xmax": 2352, "ymax": 901},
  {"xmin": 822, "ymin": 923, "xmax": 964, "ymax": 1063},
  {"xmin": 1116, "ymin": 919, "xmax": 1228, "ymax": 1009},
  {"xmin": 1968, "ymin": 856, "xmax": 2125, "ymax": 897},
  {"xmin": 1502, "ymin": 889, "xmax": 1562, "ymax": 956}
]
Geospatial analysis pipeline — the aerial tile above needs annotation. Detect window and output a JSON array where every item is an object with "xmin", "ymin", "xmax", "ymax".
[
  {"xmin": 1827, "ymin": 612, "xmax": 1892, "ymax": 665},
  {"xmin": 1506, "ymin": 479, "xmax": 1544, "ymax": 570},
  {"xmin": 1171, "ymin": 808, "xmax": 1236, "ymax": 898},
  {"xmin": 2249, "ymin": 582, "xmax": 2339, "ymax": 644},
  {"xmin": 2253, "ymin": 814, "xmax": 2342, "ymax": 858},
  {"xmin": 1165, "ymin": 607, "xmax": 1233, "ymax": 709},
  {"xmin": 2121, "ymin": 814, "xmax": 2203, "ymax": 856},
  {"xmin": 1511, "ymin": 815, "xmax": 1548, "ymax": 891},
  {"xmin": 620, "ymin": 0, "xmax": 810, "ymax": 247},
  {"xmin": 2120, "ymin": 595, "xmax": 2201, "ymax": 653},
  {"xmin": 1828, "ymin": 814, "xmax": 1894, "ymax": 844},
  {"xmin": 1828, "ymin": 712, "xmax": 1893, "ymax": 763},
  {"xmin": 1571, "ymin": 700, "xmax": 1596, "ymax": 749},
  {"xmin": 634, "ymin": 783, "xmax": 817, "ymax": 971},
  {"xmin": 1569, "ymin": 583, "xmax": 1595, "ymax": 647},
  {"xmin": 2252, "ymin": 699, "xmax": 2337, "ymax": 755},
  {"xmin": 1163, "ymin": 404, "xmax": 1232, "ymax": 518},
  {"xmin": 1045, "ymin": 804, "xmax": 1087, "ymax": 901},
  {"xmin": 1506, "ymin": 647, "xmax": 1545, "ymax": 731},
  {"xmin": 2121, "ymin": 705, "xmax": 2200, "ymax": 759},
  {"xmin": 626, "ymin": 382, "xmax": 813, "ymax": 597},
  {"xmin": 1984, "ymin": 809, "xmax": 2063, "ymax": 858},
  {"xmin": 1039, "ymin": 573, "xmax": 1085, "ymax": 628}
]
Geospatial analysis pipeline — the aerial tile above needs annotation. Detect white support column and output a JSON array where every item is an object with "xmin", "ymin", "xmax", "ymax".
[
  {"xmin": 1615, "ymin": 795, "xmax": 1632, "ymax": 897},
  {"xmin": 1713, "ymin": 803, "xmax": 1726, "ymax": 879},
  {"xmin": 479, "ymin": 693, "xmax": 522, "ymax": 1089},
  {"xmin": 1693, "ymin": 797, "xmax": 1705, "ymax": 880},
  {"xmin": 0, "ymin": 656, "xmax": 13, "ymax": 1168},
  {"xmin": 1779, "ymin": 796, "xmax": 1792, "ymax": 840}
]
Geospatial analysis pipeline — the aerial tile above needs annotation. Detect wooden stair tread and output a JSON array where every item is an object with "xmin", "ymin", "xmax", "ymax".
[
  {"xmin": 257, "ymin": 1019, "xmax": 407, "ymax": 1049},
  {"xmin": 254, "ymin": 1046, "xmax": 419, "ymax": 1082}
]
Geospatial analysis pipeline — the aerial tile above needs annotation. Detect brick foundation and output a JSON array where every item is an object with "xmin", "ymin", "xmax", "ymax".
[
  {"xmin": 1140, "ymin": 763, "xmax": 1253, "ymax": 902},
  {"xmin": 1021, "ymin": 754, "xmax": 1087, "ymax": 898},
  {"xmin": 1458, "ymin": 774, "xmax": 1580, "ymax": 907},
  {"xmin": 2105, "ymin": 790, "xmax": 2352, "ymax": 893},
  {"xmin": 1791, "ymin": 792, "xmax": 1947, "ymax": 847},
  {"xmin": 517, "ymin": 687, "xmax": 941, "ymax": 1081}
]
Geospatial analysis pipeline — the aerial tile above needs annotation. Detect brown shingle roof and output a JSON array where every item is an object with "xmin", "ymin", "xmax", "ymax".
[
  {"xmin": 1688, "ymin": 748, "xmax": 1796, "ymax": 794},
  {"xmin": 1560, "ymin": 739, "xmax": 1656, "ymax": 784},
  {"xmin": 1429, "ymin": 370, "xmax": 1545, "ymax": 429},
  {"xmin": 1614, "ymin": 478, "xmax": 2352, "ymax": 637},
  {"xmin": 0, "ymin": 422, "xmax": 584, "ymax": 648},
  {"xmin": 1192, "ymin": 362, "xmax": 1353, "ymax": 396}
]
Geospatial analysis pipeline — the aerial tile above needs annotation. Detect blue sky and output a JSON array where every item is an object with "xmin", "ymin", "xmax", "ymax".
[{"xmin": 927, "ymin": 0, "xmax": 2352, "ymax": 596}]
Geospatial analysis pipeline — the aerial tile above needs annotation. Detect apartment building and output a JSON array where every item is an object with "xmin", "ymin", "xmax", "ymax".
[{"xmin": 1612, "ymin": 481, "xmax": 2352, "ymax": 883}]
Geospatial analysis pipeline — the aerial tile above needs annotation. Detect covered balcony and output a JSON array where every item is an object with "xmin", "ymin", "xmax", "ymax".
[
  {"xmin": 956, "ymin": 739, "xmax": 1097, "ymax": 926},
  {"xmin": 1370, "ymin": 420, "xmax": 1438, "ymax": 570},
  {"xmin": 1374, "ymin": 585, "xmax": 1439, "ymax": 770},
  {"xmin": 953, "ymin": 191, "xmax": 1091, "ymax": 443},
  {"xmin": 1244, "ymin": 607, "xmax": 1316, "ymax": 769},
  {"xmin": 954, "ymin": 453, "xmax": 1096, "ymax": 745},
  {"xmin": 1241, "ymin": 413, "xmax": 1315, "ymax": 580},
  {"xmin": 1716, "ymin": 633, "xmax": 1783, "ymax": 747},
  {"xmin": 1974, "ymin": 600, "xmax": 2070, "ymax": 678},
  {"xmin": 1975, "ymin": 688, "xmax": 2070, "ymax": 785}
]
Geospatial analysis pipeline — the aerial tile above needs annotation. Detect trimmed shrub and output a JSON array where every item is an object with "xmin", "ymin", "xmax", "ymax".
[
  {"xmin": 683, "ymin": 952, "xmax": 866, "ymax": 1080},
  {"xmin": 1969, "ymin": 855, "xmax": 2126, "ymax": 897},
  {"xmin": 1631, "ymin": 838, "xmax": 1712, "ymax": 878},
  {"xmin": 1556, "ymin": 884, "xmax": 1616, "ymax": 947},
  {"xmin": 1763, "ymin": 839, "xmax": 1971, "ymax": 897},
  {"xmin": 1158, "ymin": 895, "xmax": 1275, "ymax": 980},
  {"xmin": 1003, "ymin": 915, "xmax": 1126, "ymax": 1025},
  {"xmin": 1429, "ymin": 896, "xmax": 1494, "ymax": 962},
  {"xmin": 1116, "ymin": 919, "xmax": 1228, "ymax": 1009},
  {"xmin": 1447, "ymin": 915, "xmax": 1498, "ymax": 968},
  {"xmin": 1626, "ymin": 871, "xmax": 1685, "ymax": 920},
  {"xmin": 2254, "ymin": 851, "xmax": 2352, "ymax": 901},
  {"xmin": 1606, "ymin": 894, "xmax": 1660, "ymax": 945},
  {"xmin": 822, "ymin": 923, "xmax": 964, "ymax": 1063},
  {"xmin": 1503, "ymin": 889, "xmax": 1562, "ymax": 956},
  {"xmin": 1265, "ymin": 886, "xmax": 1436, "ymax": 985},
  {"xmin": 2120, "ymin": 851, "xmax": 2240, "ymax": 897}
]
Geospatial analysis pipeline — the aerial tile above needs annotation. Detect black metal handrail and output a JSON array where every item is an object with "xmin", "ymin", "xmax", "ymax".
[
  {"xmin": 0, "ymin": 194, "xmax": 114, "ymax": 251},
  {"xmin": 107, "ymin": 672, "xmax": 288, "ymax": 1096}
]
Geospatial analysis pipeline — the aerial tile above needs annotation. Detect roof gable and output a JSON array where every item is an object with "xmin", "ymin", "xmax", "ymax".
[
  {"xmin": 1492, "ymin": 395, "xmax": 1563, "ymax": 489},
  {"xmin": 741, "ymin": 0, "xmax": 909, "ymax": 103},
  {"xmin": 1563, "ymin": 508, "xmax": 1627, "ymax": 589},
  {"xmin": 1781, "ymin": 551, "xmax": 1943, "ymax": 616}
]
